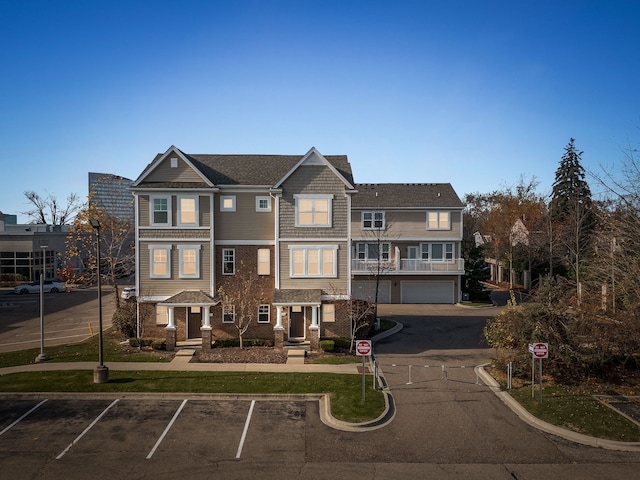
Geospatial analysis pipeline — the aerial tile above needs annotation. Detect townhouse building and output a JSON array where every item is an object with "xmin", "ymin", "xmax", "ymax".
[{"xmin": 131, "ymin": 146, "xmax": 464, "ymax": 351}]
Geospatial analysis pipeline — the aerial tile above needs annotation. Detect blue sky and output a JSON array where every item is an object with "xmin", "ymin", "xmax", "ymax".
[{"xmin": 2, "ymin": 0, "xmax": 640, "ymax": 223}]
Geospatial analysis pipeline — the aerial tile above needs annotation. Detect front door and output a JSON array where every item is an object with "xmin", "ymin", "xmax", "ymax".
[
  {"xmin": 188, "ymin": 307, "xmax": 202, "ymax": 339},
  {"xmin": 289, "ymin": 307, "xmax": 305, "ymax": 339}
]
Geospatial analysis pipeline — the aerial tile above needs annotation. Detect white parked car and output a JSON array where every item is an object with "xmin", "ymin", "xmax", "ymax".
[
  {"xmin": 121, "ymin": 286, "xmax": 136, "ymax": 300},
  {"xmin": 14, "ymin": 280, "xmax": 66, "ymax": 294}
]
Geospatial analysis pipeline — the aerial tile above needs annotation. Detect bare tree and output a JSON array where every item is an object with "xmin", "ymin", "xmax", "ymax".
[
  {"xmin": 23, "ymin": 190, "xmax": 82, "ymax": 225},
  {"xmin": 64, "ymin": 191, "xmax": 134, "ymax": 307},
  {"xmin": 217, "ymin": 262, "xmax": 270, "ymax": 349}
]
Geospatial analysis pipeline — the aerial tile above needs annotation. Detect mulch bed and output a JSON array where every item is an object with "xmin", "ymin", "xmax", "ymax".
[{"xmin": 193, "ymin": 347, "xmax": 288, "ymax": 364}]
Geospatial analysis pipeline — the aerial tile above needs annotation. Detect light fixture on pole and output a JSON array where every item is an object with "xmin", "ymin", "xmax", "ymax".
[
  {"xmin": 90, "ymin": 219, "xmax": 109, "ymax": 383},
  {"xmin": 36, "ymin": 243, "xmax": 49, "ymax": 362}
]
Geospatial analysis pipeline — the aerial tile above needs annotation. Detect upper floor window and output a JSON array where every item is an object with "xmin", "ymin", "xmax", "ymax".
[
  {"xmin": 149, "ymin": 245, "xmax": 171, "ymax": 278},
  {"xmin": 222, "ymin": 248, "xmax": 235, "ymax": 275},
  {"xmin": 294, "ymin": 195, "xmax": 332, "ymax": 227},
  {"xmin": 290, "ymin": 245, "xmax": 337, "ymax": 277},
  {"xmin": 427, "ymin": 211, "xmax": 450, "ymax": 230},
  {"xmin": 151, "ymin": 195, "xmax": 171, "ymax": 226},
  {"xmin": 420, "ymin": 242, "xmax": 454, "ymax": 261},
  {"xmin": 178, "ymin": 245, "xmax": 200, "ymax": 278},
  {"xmin": 220, "ymin": 196, "xmax": 236, "ymax": 212},
  {"xmin": 362, "ymin": 211, "xmax": 385, "ymax": 230},
  {"xmin": 257, "ymin": 248, "xmax": 270, "ymax": 275},
  {"xmin": 178, "ymin": 196, "xmax": 199, "ymax": 226},
  {"xmin": 258, "ymin": 305, "xmax": 270, "ymax": 323},
  {"xmin": 356, "ymin": 242, "xmax": 390, "ymax": 261},
  {"xmin": 255, "ymin": 196, "xmax": 271, "ymax": 212}
]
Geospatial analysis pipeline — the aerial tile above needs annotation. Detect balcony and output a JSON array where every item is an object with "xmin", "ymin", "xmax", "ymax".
[{"xmin": 351, "ymin": 258, "xmax": 465, "ymax": 275}]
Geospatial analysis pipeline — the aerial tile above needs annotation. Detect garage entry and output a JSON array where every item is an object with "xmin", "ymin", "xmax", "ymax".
[
  {"xmin": 401, "ymin": 281, "xmax": 454, "ymax": 304},
  {"xmin": 352, "ymin": 281, "xmax": 391, "ymax": 303}
]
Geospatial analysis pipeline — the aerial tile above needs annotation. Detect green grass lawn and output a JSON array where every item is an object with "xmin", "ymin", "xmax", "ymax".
[
  {"xmin": 0, "ymin": 332, "xmax": 171, "ymax": 368},
  {"xmin": 503, "ymin": 381, "xmax": 640, "ymax": 442},
  {"xmin": 0, "ymin": 370, "xmax": 385, "ymax": 423}
]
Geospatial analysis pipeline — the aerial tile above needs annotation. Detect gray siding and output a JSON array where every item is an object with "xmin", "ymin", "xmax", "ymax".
[
  {"xmin": 144, "ymin": 156, "xmax": 204, "ymax": 183},
  {"xmin": 351, "ymin": 210, "xmax": 462, "ymax": 239},
  {"xmin": 214, "ymin": 193, "xmax": 274, "ymax": 241},
  {"xmin": 139, "ymin": 241, "xmax": 212, "ymax": 297},
  {"xmin": 279, "ymin": 166, "xmax": 349, "ymax": 239},
  {"xmin": 137, "ymin": 194, "xmax": 211, "ymax": 228}
]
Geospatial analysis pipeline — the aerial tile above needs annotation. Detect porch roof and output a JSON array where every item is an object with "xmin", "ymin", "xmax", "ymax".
[
  {"xmin": 273, "ymin": 289, "xmax": 322, "ymax": 306},
  {"xmin": 160, "ymin": 290, "xmax": 220, "ymax": 306}
]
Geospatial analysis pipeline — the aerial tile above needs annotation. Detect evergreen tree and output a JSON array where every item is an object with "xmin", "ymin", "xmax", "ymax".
[
  {"xmin": 549, "ymin": 138, "xmax": 595, "ymax": 300},
  {"xmin": 550, "ymin": 138, "xmax": 593, "ymax": 221}
]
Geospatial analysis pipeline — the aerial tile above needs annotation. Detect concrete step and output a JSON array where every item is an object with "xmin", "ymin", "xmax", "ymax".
[{"xmin": 286, "ymin": 349, "xmax": 306, "ymax": 365}]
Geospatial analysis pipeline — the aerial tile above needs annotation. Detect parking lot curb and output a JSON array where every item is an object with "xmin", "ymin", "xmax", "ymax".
[{"xmin": 476, "ymin": 364, "xmax": 640, "ymax": 452}]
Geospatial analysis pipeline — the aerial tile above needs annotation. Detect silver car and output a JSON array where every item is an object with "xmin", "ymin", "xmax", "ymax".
[{"xmin": 14, "ymin": 280, "xmax": 66, "ymax": 294}]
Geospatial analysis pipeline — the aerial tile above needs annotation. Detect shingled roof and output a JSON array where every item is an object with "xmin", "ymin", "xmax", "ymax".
[
  {"xmin": 352, "ymin": 183, "xmax": 463, "ymax": 209},
  {"xmin": 185, "ymin": 153, "xmax": 354, "ymax": 187}
]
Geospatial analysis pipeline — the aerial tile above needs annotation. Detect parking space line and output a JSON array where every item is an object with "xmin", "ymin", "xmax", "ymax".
[
  {"xmin": 0, "ymin": 399, "xmax": 48, "ymax": 436},
  {"xmin": 56, "ymin": 399, "xmax": 119, "ymax": 459},
  {"xmin": 236, "ymin": 400, "xmax": 255, "ymax": 459},
  {"xmin": 146, "ymin": 399, "xmax": 188, "ymax": 460}
]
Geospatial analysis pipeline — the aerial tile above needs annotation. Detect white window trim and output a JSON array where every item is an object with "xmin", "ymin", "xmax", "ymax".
[
  {"xmin": 294, "ymin": 194, "xmax": 333, "ymax": 227},
  {"xmin": 420, "ymin": 242, "xmax": 455, "ymax": 261},
  {"xmin": 361, "ymin": 211, "xmax": 385, "ymax": 230},
  {"xmin": 322, "ymin": 303, "xmax": 335, "ymax": 323},
  {"xmin": 156, "ymin": 305, "xmax": 169, "ymax": 325},
  {"xmin": 257, "ymin": 248, "xmax": 270, "ymax": 275},
  {"xmin": 177, "ymin": 195, "xmax": 199, "ymax": 227},
  {"xmin": 149, "ymin": 244, "xmax": 172, "ymax": 278},
  {"xmin": 178, "ymin": 244, "xmax": 201, "ymax": 278},
  {"xmin": 150, "ymin": 195, "xmax": 172, "ymax": 226},
  {"xmin": 356, "ymin": 242, "xmax": 390, "ymax": 261},
  {"xmin": 255, "ymin": 196, "xmax": 272, "ymax": 212},
  {"xmin": 427, "ymin": 211, "xmax": 451, "ymax": 230},
  {"xmin": 223, "ymin": 304, "xmax": 235, "ymax": 323},
  {"xmin": 220, "ymin": 195, "xmax": 236, "ymax": 212},
  {"xmin": 258, "ymin": 304, "xmax": 270, "ymax": 323},
  {"xmin": 289, "ymin": 245, "xmax": 338, "ymax": 278},
  {"xmin": 222, "ymin": 248, "xmax": 235, "ymax": 275}
]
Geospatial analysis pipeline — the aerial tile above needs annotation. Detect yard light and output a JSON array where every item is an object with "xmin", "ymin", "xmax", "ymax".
[{"xmin": 90, "ymin": 219, "xmax": 109, "ymax": 383}]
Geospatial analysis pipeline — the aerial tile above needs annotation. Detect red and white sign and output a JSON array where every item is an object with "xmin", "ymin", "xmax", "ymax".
[
  {"xmin": 530, "ymin": 342, "xmax": 549, "ymax": 359},
  {"xmin": 355, "ymin": 340, "xmax": 372, "ymax": 356}
]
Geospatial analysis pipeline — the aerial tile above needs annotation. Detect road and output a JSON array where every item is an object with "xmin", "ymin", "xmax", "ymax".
[
  {"xmin": 1, "ymin": 303, "xmax": 640, "ymax": 478},
  {"xmin": 0, "ymin": 288, "xmax": 115, "ymax": 353}
]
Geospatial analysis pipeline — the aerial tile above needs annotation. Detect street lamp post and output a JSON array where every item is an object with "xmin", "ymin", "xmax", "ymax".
[
  {"xmin": 90, "ymin": 219, "xmax": 109, "ymax": 383},
  {"xmin": 36, "ymin": 244, "xmax": 48, "ymax": 362}
]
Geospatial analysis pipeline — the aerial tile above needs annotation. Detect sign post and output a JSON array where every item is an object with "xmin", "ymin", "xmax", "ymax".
[
  {"xmin": 356, "ymin": 340, "xmax": 372, "ymax": 403},
  {"xmin": 529, "ymin": 343, "xmax": 548, "ymax": 401}
]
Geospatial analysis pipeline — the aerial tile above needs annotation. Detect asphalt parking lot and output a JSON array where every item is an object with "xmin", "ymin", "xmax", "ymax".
[{"xmin": 0, "ymin": 395, "xmax": 310, "ymax": 478}]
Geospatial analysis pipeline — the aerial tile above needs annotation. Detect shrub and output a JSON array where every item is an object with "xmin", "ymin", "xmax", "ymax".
[
  {"xmin": 320, "ymin": 340, "xmax": 335, "ymax": 352},
  {"xmin": 129, "ymin": 338, "xmax": 165, "ymax": 350},
  {"xmin": 213, "ymin": 338, "xmax": 274, "ymax": 348},
  {"xmin": 112, "ymin": 302, "xmax": 137, "ymax": 338}
]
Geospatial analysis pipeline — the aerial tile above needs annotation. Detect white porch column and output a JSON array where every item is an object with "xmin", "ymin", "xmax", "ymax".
[
  {"xmin": 166, "ymin": 306, "xmax": 176, "ymax": 330},
  {"xmin": 202, "ymin": 306, "xmax": 211, "ymax": 328},
  {"xmin": 275, "ymin": 306, "xmax": 284, "ymax": 329},
  {"xmin": 311, "ymin": 306, "xmax": 319, "ymax": 327}
]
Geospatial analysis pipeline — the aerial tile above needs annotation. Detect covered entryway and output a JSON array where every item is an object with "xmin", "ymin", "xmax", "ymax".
[
  {"xmin": 289, "ymin": 307, "xmax": 305, "ymax": 339},
  {"xmin": 187, "ymin": 307, "xmax": 202, "ymax": 339},
  {"xmin": 401, "ymin": 281, "xmax": 454, "ymax": 304}
]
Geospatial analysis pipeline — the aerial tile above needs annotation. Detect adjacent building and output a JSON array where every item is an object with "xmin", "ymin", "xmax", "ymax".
[{"xmin": 131, "ymin": 146, "xmax": 464, "ymax": 351}]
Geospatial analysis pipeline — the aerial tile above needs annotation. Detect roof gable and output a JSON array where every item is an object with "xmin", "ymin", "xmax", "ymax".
[
  {"xmin": 274, "ymin": 147, "xmax": 355, "ymax": 190},
  {"xmin": 133, "ymin": 146, "xmax": 213, "ymax": 187}
]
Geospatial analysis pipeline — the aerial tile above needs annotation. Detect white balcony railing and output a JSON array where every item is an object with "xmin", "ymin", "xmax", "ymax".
[{"xmin": 351, "ymin": 258, "xmax": 465, "ymax": 274}]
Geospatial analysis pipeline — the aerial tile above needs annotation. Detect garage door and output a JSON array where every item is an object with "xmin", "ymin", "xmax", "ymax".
[
  {"xmin": 352, "ymin": 281, "xmax": 391, "ymax": 303},
  {"xmin": 401, "ymin": 281, "xmax": 454, "ymax": 304}
]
